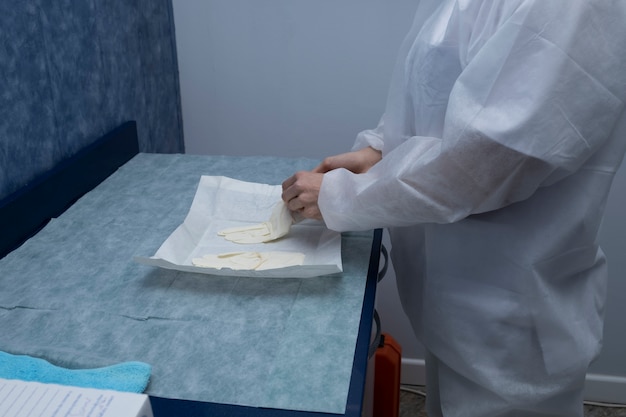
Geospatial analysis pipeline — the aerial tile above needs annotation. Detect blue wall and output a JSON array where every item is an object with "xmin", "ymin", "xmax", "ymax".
[{"xmin": 0, "ymin": 1, "xmax": 184, "ymax": 201}]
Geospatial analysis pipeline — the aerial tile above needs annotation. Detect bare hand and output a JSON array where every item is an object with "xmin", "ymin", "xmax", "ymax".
[
  {"xmin": 313, "ymin": 146, "xmax": 382, "ymax": 174},
  {"xmin": 281, "ymin": 171, "xmax": 324, "ymax": 221},
  {"xmin": 281, "ymin": 147, "xmax": 382, "ymax": 221}
]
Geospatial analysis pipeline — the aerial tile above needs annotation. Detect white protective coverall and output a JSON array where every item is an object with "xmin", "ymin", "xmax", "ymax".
[{"xmin": 318, "ymin": 1, "xmax": 626, "ymax": 416}]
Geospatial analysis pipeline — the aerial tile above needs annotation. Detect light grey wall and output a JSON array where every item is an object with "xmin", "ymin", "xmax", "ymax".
[
  {"xmin": 173, "ymin": 0, "xmax": 417, "ymax": 158},
  {"xmin": 172, "ymin": 0, "xmax": 626, "ymax": 386}
]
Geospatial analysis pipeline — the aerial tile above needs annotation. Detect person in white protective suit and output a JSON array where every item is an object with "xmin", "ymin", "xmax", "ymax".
[{"xmin": 282, "ymin": 0, "xmax": 626, "ymax": 416}]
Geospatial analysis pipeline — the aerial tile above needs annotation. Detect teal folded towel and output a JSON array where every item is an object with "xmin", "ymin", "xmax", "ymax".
[{"xmin": 0, "ymin": 351, "xmax": 151, "ymax": 393}]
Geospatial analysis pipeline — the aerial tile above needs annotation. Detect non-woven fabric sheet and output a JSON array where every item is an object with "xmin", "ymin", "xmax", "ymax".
[
  {"xmin": 135, "ymin": 175, "xmax": 342, "ymax": 278},
  {"xmin": 0, "ymin": 153, "xmax": 375, "ymax": 415}
]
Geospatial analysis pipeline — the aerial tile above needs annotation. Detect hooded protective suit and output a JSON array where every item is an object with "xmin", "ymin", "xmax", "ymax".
[{"xmin": 317, "ymin": 1, "xmax": 626, "ymax": 415}]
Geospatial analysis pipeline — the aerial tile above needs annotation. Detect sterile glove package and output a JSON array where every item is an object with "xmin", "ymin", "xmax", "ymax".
[{"xmin": 135, "ymin": 176, "xmax": 342, "ymax": 278}]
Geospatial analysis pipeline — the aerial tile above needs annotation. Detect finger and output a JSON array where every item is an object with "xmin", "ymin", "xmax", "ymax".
[
  {"xmin": 312, "ymin": 162, "xmax": 327, "ymax": 174},
  {"xmin": 282, "ymin": 184, "xmax": 299, "ymax": 204},
  {"xmin": 281, "ymin": 175, "xmax": 301, "ymax": 203},
  {"xmin": 313, "ymin": 156, "xmax": 337, "ymax": 173},
  {"xmin": 282, "ymin": 188, "xmax": 293, "ymax": 204},
  {"xmin": 281, "ymin": 174, "xmax": 297, "ymax": 191},
  {"xmin": 286, "ymin": 196, "xmax": 304, "ymax": 212}
]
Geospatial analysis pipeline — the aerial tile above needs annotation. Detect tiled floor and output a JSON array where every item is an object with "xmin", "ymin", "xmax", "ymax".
[
  {"xmin": 399, "ymin": 385, "xmax": 626, "ymax": 417},
  {"xmin": 399, "ymin": 386, "xmax": 427, "ymax": 417}
]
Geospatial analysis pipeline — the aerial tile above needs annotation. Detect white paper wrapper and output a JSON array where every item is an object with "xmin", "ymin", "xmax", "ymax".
[{"xmin": 135, "ymin": 176, "xmax": 342, "ymax": 278}]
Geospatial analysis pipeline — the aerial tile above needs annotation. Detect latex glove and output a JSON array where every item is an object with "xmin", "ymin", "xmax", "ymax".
[
  {"xmin": 218, "ymin": 201, "xmax": 293, "ymax": 243},
  {"xmin": 192, "ymin": 251, "xmax": 305, "ymax": 270}
]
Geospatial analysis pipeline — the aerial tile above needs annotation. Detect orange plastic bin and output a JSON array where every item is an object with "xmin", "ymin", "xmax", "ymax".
[{"xmin": 373, "ymin": 333, "xmax": 402, "ymax": 417}]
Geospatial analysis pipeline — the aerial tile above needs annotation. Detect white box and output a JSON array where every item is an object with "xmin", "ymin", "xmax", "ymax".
[{"xmin": 0, "ymin": 378, "xmax": 153, "ymax": 417}]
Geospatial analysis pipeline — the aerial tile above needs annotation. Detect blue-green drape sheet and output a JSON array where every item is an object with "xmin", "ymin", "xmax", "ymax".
[{"xmin": 0, "ymin": 154, "xmax": 374, "ymax": 414}]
